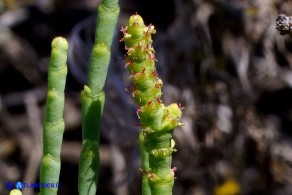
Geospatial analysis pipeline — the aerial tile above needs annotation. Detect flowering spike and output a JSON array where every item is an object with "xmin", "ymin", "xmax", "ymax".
[{"xmin": 122, "ymin": 14, "xmax": 183, "ymax": 195}]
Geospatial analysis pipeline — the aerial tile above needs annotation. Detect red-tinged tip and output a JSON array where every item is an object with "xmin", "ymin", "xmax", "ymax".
[
  {"xmin": 154, "ymin": 82, "xmax": 162, "ymax": 88},
  {"xmin": 141, "ymin": 68, "xmax": 145, "ymax": 74},
  {"xmin": 147, "ymin": 100, "xmax": 152, "ymax": 106},
  {"xmin": 136, "ymin": 106, "xmax": 141, "ymax": 119},
  {"xmin": 152, "ymin": 70, "xmax": 158, "ymax": 77},
  {"xmin": 178, "ymin": 103, "xmax": 185, "ymax": 110},
  {"xmin": 149, "ymin": 53, "xmax": 155, "ymax": 59},
  {"xmin": 172, "ymin": 167, "xmax": 178, "ymax": 174},
  {"xmin": 127, "ymin": 48, "xmax": 135, "ymax": 55},
  {"xmin": 156, "ymin": 97, "xmax": 161, "ymax": 103},
  {"xmin": 125, "ymin": 86, "xmax": 132, "ymax": 92},
  {"xmin": 130, "ymin": 71, "xmax": 137, "ymax": 78},
  {"xmin": 148, "ymin": 53, "xmax": 157, "ymax": 61},
  {"xmin": 131, "ymin": 83, "xmax": 138, "ymax": 97},
  {"xmin": 139, "ymin": 168, "xmax": 151, "ymax": 175},
  {"xmin": 132, "ymin": 90, "xmax": 137, "ymax": 97},
  {"xmin": 120, "ymin": 26, "xmax": 127, "ymax": 34},
  {"xmin": 125, "ymin": 60, "xmax": 133, "ymax": 68},
  {"xmin": 145, "ymin": 24, "xmax": 155, "ymax": 34},
  {"xmin": 136, "ymin": 43, "xmax": 142, "ymax": 48},
  {"xmin": 125, "ymin": 84, "xmax": 136, "ymax": 93}
]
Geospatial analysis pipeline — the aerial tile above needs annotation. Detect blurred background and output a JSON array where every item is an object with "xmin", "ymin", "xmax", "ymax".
[{"xmin": 0, "ymin": 0, "xmax": 292, "ymax": 194}]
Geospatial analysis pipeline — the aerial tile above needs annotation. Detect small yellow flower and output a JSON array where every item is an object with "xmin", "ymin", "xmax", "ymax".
[
  {"xmin": 214, "ymin": 178, "xmax": 240, "ymax": 195},
  {"xmin": 9, "ymin": 189, "xmax": 22, "ymax": 195}
]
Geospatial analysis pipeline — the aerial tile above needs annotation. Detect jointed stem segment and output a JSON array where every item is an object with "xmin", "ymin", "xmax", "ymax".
[
  {"xmin": 88, "ymin": 0, "xmax": 120, "ymax": 95},
  {"xmin": 78, "ymin": 87, "xmax": 105, "ymax": 194}
]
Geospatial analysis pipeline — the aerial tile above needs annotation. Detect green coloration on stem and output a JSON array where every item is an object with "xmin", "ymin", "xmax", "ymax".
[
  {"xmin": 78, "ymin": 86, "xmax": 105, "ymax": 194},
  {"xmin": 88, "ymin": 44, "xmax": 110, "ymax": 96},
  {"xmin": 40, "ymin": 37, "xmax": 68, "ymax": 195},
  {"xmin": 78, "ymin": 0, "xmax": 119, "ymax": 194},
  {"xmin": 88, "ymin": 0, "xmax": 120, "ymax": 96},
  {"xmin": 122, "ymin": 14, "xmax": 183, "ymax": 195},
  {"xmin": 140, "ymin": 132, "xmax": 151, "ymax": 195}
]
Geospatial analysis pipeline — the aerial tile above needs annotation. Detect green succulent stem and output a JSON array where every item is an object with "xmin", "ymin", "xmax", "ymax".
[
  {"xmin": 78, "ymin": 86, "xmax": 105, "ymax": 194},
  {"xmin": 140, "ymin": 132, "xmax": 151, "ymax": 195},
  {"xmin": 40, "ymin": 37, "xmax": 68, "ymax": 195},
  {"xmin": 88, "ymin": 0, "xmax": 120, "ymax": 95},
  {"xmin": 78, "ymin": 0, "xmax": 119, "ymax": 194},
  {"xmin": 122, "ymin": 14, "xmax": 183, "ymax": 195}
]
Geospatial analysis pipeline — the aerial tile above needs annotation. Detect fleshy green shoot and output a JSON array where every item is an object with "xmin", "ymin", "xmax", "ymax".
[
  {"xmin": 40, "ymin": 37, "xmax": 68, "ymax": 195},
  {"xmin": 78, "ymin": 0, "xmax": 119, "ymax": 194}
]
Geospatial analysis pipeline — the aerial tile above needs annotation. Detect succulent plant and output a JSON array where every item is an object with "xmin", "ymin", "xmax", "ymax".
[
  {"xmin": 121, "ymin": 14, "xmax": 184, "ymax": 195},
  {"xmin": 40, "ymin": 37, "xmax": 68, "ymax": 195},
  {"xmin": 78, "ymin": 0, "xmax": 119, "ymax": 194}
]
